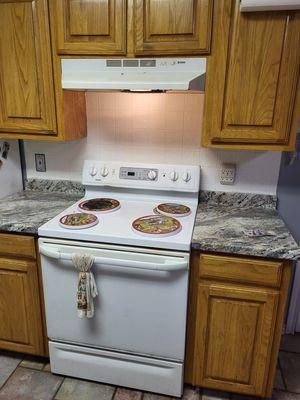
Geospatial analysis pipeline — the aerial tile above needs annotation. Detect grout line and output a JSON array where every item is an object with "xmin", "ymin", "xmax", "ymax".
[
  {"xmin": 111, "ymin": 385, "xmax": 118, "ymax": 400},
  {"xmin": 18, "ymin": 365, "xmax": 46, "ymax": 372},
  {"xmin": 279, "ymin": 349, "xmax": 300, "ymax": 355},
  {"xmin": 278, "ymin": 358, "xmax": 288, "ymax": 391},
  {"xmin": 0, "ymin": 356, "xmax": 23, "ymax": 392},
  {"xmin": 52, "ymin": 376, "xmax": 66, "ymax": 400}
]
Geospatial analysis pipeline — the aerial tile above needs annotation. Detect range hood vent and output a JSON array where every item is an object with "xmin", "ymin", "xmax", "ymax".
[
  {"xmin": 61, "ymin": 58, "xmax": 206, "ymax": 91},
  {"xmin": 240, "ymin": 0, "xmax": 300, "ymax": 11}
]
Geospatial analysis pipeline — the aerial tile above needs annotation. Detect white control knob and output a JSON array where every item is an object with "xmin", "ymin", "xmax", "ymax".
[
  {"xmin": 89, "ymin": 166, "xmax": 98, "ymax": 177},
  {"xmin": 169, "ymin": 170, "xmax": 179, "ymax": 182},
  {"xmin": 182, "ymin": 171, "xmax": 191, "ymax": 182},
  {"xmin": 100, "ymin": 167, "xmax": 109, "ymax": 177},
  {"xmin": 147, "ymin": 170, "xmax": 157, "ymax": 181}
]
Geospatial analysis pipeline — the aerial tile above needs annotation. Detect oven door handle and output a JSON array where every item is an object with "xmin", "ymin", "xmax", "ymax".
[{"xmin": 39, "ymin": 245, "xmax": 188, "ymax": 272}]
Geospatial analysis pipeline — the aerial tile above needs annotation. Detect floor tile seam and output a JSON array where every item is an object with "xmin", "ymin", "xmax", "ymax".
[
  {"xmin": 279, "ymin": 349, "xmax": 300, "ymax": 355},
  {"xmin": 277, "ymin": 358, "xmax": 288, "ymax": 392},
  {"xmin": 52, "ymin": 375, "xmax": 66, "ymax": 400},
  {"xmin": 0, "ymin": 356, "xmax": 23, "ymax": 392}
]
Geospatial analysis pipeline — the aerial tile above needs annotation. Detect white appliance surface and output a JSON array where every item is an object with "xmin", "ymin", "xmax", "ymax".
[
  {"xmin": 39, "ymin": 161, "xmax": 200, "ymax": 251},
  {"xmin": 39, "ymin": 161, "xmax": 200, "ymax": 396},
  {"xmin": 40, "ymin": 238, "xmax": 189, "ymax": 360},
  {"xmin": 49, "ymin": 341, "xmax": 183, "ymax": 397},
  {"xmin": 240, "ymin": 0, "xmax": 300, "ymax": 11},
  {"xmin": 61, "ymin": 58, "xmax": 206, "ymax": 90}
]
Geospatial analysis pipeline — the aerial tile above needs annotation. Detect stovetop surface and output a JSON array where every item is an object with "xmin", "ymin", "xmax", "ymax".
[
  {"xmin": 38, "ymin": 194, "xmax": 198, "ymax": 251},
  {"xmin": 38, "ymin": 161, "xmax": 200, "ymax": 251}
]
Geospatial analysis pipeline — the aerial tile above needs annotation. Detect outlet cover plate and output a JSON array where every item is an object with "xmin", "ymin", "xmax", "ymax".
[
  {"xmin": 220, "ymin": 163, "xmax": 236, "ymax": 185},
  {"xmin": 35, "ymin": 153, "xmax": 46, "ymax": 172}
]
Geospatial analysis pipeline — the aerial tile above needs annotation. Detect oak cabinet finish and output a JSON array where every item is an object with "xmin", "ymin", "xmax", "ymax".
[
  {"xmin": 133, "ymin": 0, "xmax": 213, "ymax": 55},
  {"xmin": 0, "ymin": 0, "xmax": 87, "ymax": 140},
  {"xmin": 202, "ymin": 0, "xmax": 300, "ymax": 150},
  {"xmin": 50, "ymin": 0, "xmax": 127, "ymax": 55},
  {"xmin": 0, "ymin": 234, "xmax": 45, "ymax": 356},
  {"xmin": 185, "ymin": 252, "xmax": 292, "ymax": 397},
  {"xmin": 0, "ymin": 0, "xmax": 56, "ymax": 135}
]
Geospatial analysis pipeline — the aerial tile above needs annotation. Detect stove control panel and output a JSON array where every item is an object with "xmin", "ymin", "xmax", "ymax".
[
  {"xmin": 83, "ymin": 161, "xmax": 200, "ymax": 193},
  {"xmin": 120, "ymin": 167, "xmax": 158, "ymax": 181}
]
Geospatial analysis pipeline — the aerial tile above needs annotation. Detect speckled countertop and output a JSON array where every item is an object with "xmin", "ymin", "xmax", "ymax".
[
  {"xmin": 0, "ymin": 180, "xmax": 299, "ymax": 260},
  {"xmin": 192, "ymin": 191, "xmax": 300, "ymax": 260},
  {"xmin": 0, "ymin": 179, "xmax": 84, "ymax": 235}
]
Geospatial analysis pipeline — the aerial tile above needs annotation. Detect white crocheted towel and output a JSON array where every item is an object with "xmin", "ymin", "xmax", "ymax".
[{"xmin": 72, "ymin": 253, "xmax": 98, "ymax": 318}]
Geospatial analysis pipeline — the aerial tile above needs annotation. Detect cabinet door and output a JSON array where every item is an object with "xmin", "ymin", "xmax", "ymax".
[
  {"xmin": 50, "ymin": 0, "xmax": 126, "ymax": 55},
  {"xmin": 194, "ymin": 282, "xmax": 279, "ymax": 396},
  {"xmin": 0, "ymin": 0, "xmax": 56, "ymax": 134},
  {"xmin": 0, "ymin": 257, "xmax": 44, "ymax": 355},
  {"xmin": 203, "ymin": 1, "xmax": 300, "ymax": 150},
  {"xmin": 133, "ymin": 0, "xmax": 213, "ymax": 55}
]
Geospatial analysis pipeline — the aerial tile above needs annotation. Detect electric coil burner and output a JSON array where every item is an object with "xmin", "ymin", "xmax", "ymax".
[
  {"xmin": 155, "ymin": 203, "xmax": 191, "ymax": 217},
  {"xmin": 59, "ymin": 213, "xmax": 99, "ymax": 230},
  {"xmin": 132, "ymin": 214, "xmax": 182, "ymax": 236},
  {"xmin": 78, "ymin": 198, "xmax": 120, "ymax": 213}
]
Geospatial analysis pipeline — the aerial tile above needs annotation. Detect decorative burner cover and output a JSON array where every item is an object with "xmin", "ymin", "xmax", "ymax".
[
  {"xmin": 132, "ymin": 215, "xmax": 181, "ymax": 236},
  {"xmin": 59, "ymin": 213, "xmax": 99, "ymax": 230},
  {"xmin": 155, "ymin": 203, "xmax": 191, "ymax": 217},
  {"xmin": 78, "ymin": 198, "xmax": 120, "ymax": 213}
]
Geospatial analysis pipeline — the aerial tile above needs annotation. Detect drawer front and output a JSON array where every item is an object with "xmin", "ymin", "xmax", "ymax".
[
  {"xmin": 199, "ymin": 254, "xmax": 282, "ymax": 288},
  {"xmin": 0, "ymin": 234, "xmax": 36, "ymax": 259}
]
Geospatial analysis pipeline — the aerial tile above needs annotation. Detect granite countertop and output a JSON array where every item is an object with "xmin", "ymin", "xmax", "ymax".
[
  {"xmin": 0, "ymin": 179, "xmax": 84, "ymax": 235},
  {"xmin": 0, "ymin": 179, "xmax": 299, "ymax": 260},
  {"xmin": 192, "ymin": 191, "xmax": 300, "ymax": 260}
]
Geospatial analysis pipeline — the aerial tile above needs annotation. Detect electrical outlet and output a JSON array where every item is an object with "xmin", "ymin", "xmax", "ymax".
[
  {"xmin": 35, "ymin": 153, "xmax": 46, "ymax": 172},
  {"xmin": 220, "ymin": 163, "xmax": 236, "ymax": 185}
]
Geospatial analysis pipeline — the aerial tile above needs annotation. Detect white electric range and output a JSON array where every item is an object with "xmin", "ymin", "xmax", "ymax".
[{"xmin": 38, "ymin": 161, "xmax": 200, "ymax": 397}]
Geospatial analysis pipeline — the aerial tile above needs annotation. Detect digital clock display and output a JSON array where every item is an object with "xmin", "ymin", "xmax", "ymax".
[{"xmin": 127, "ymin": 172, "xmax": 135, "ymax": 176}]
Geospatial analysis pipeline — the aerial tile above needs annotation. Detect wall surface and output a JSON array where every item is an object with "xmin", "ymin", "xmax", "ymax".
[
  {"xmin": 0, "ymin": 140, "xmax": 22, "ymax": 199},
  {"xmin": 277, "ymin": 136, "xmax": 300, "ymax": 243},
  {"xmin": 24, "ymin": 92, "xmax": 282, "ymax": 195},
  {"xmin": 277, "ymin": 135, "xmax": 300, "ymax": 334}
]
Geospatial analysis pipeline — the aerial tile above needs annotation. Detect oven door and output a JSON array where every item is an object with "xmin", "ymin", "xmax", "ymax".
[{"xmin": 39, "ymin": 238, "xmax": 190, "ymax": 361}]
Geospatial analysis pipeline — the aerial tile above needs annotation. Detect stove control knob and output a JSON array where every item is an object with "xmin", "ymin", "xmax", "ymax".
[
  {"xmin": 182, "ymin": 171, "xmax": 191, "ymax": 182},
  {"xmin": 169, "ymin": 170, "xmax": 179, "ymax": 182},
  {"xmin": 100, "ymin": 167, "xmax": 109, "ymax": 177},
  {"xmin": 89, "ymin": 166, "xmax": 98, "ymax": 177},
  {"xmin": 147, "ymin": 170, "xmax": 157, "ymax": 181}
]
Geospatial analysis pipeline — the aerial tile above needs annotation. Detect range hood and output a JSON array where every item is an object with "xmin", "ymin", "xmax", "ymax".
[
  {"xmin": 240, "ymin": 0, "xmax": 300, "ymax": 11},
  {"xmin": 61, "ymin": 58, "xmax": 206, "ymax": 91}
]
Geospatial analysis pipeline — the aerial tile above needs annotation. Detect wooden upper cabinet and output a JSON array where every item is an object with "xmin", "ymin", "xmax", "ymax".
[
  {"xmin": 50, "ymin": 0, "xmax": 127, "ymax": 55},
  {"xmin": 202, "ymin": 0, "xmax": 300, "ymax": 150},
  {"xmin": 133, "ymin": 0, "xmax": 213, "ymax": 55},
  {"xmin": 0, "ymin": 0, "xmax": 56, "ymax": 135}
]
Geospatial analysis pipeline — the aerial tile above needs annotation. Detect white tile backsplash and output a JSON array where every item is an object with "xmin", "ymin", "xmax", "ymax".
[{"xmin": 24, "ymin": 92, "xmax": 282, "ymax": 195}]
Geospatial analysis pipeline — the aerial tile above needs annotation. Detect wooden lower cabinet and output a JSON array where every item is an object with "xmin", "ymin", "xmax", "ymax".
[
  {"xmin": 185, "ymin": 252, "xmax": 292, "ymax": 397},
  {"xmin": 0, "ymin": 233, "xmax": 45, "ymax": 356}
]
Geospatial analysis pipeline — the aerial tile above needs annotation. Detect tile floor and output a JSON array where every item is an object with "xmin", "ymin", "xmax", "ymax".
[{"xmin": 0, "ymin": 335, "xmax": 300, "ymax": 400}]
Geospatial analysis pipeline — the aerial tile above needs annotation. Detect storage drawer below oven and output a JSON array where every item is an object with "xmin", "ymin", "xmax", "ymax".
[{"xmin": 49, "ymin": 341, "xmax": 183, "ymax": 397}]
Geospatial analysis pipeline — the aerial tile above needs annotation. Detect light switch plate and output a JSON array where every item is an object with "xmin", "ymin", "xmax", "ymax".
[
  {"xmin": 35, "ymin": 153, "xmax": 46, "ymax": 172},
  {"xmin": 220, "ymin": 163, "xmax": 236, "ymax": 185}
]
